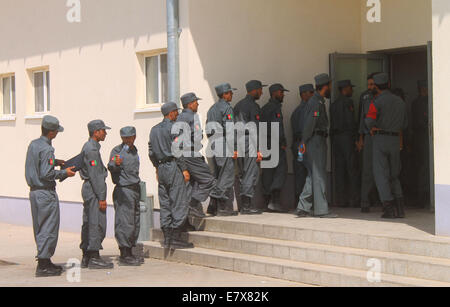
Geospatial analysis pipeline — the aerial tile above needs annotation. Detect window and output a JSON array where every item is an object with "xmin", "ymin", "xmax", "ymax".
[
  {"xmin": 145, "ymin": 53, "xmax": 168, "ymax": 104},
  {"xmin": 0, "ymin": 75, "xmax": 16, "ymax": 115},
  {"xmin": 34, "ymin": 70, "xmax": 50, "ymax": 113}
]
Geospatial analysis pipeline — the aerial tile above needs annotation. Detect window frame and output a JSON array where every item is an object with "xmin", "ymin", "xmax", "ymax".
[
  {"xmin": 0, "ymin": 74, "xmax": 16, "ymax": 116},
  {"xmin": 145, "ymin": 52, "xmax": 168, "ymax": 105},
  {"xmin": 33, "ymin": 70, "xmax": 50, "ymax": 114}
]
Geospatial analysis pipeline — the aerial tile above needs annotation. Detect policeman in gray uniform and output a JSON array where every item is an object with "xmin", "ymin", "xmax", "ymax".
[
  {"xmin": 234, "ymin": 80, "xmax": 266, "ymax": 215},
  {"xmin": 365, "ymin": 73, "xmax": 408, "ymax": 219},
  {"xmin": 412, "ymin": 80, "xmax": 430, "ymax": 208},
  {"xmin": 291, "ymin": 84, "xmax": 315, "ymax": 208},
  {"xmin": 149, "ymin": 102, "xmax": 194, "ymax": 249},
  {"xmin": 296, "ymin": 74, "xmax": 337, "ymax": 218},
  {"xmin": 357, "ymin": 73, "xmax": 378, "ymax": 213},
  {"xmin": 176, "ymin": 92, "xmax": 217, "ymax": 219},
  {"xmin": 79, "ymin": 120, "xmax": 114, "ymax": 269},
  {"xmin": 206, "ymin": 83, "xmax": 239, "ymax": 216},
  {"xmin": 330, "ymin": 80, "xmax": 359, "ymax": 208},
  {"xmin": 108, "ymin": 126, "xmax": 141, "ymax": 266},
  {"xmin": 25, "ymin": 115, "xmax": 76, "ymax": 277},
  {"xmin": 261, "ymin": 83, "xmax": 290, "ymax": 212}
]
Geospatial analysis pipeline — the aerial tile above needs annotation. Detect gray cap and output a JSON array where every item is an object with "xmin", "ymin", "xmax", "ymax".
[
  {"xmin": 215, "ymin": 83, "xmax": 237, "ymax": 96},
  {"xmin": 314, "ymin": 73, "xmax": 331, "ymax": 87},
  {"xmin": 246, "ymin": 80, "xmax": 268, "ymax": 92},
  {"xmin": 373, "ymin": 73, "xmax": 389, "ymax": 85},
  {"xmin": 269, "ymin": 83, "xmax": 290, "ymax": 95},
  {"xmin": 120, "ymin": 126, "xmax": 136, "ymax": 137},
  {"xmin": 299, "ymin": 84, "xmax": 314, "ymax": 94},
  {"xmin": 181, "ymin": 92, "xmax": 202, "ymax": 107},
  {"xmin": 338, "ymin": 80, "xmax": 356, "ymax": 89},
  {"xmin": 42, "ymin": 115, "xmax": 64, "ymax": 132},
  {"xmin": 161, "ymin": 102, "xmax": 179, "ymax": 116},
  {"xmin": 88, "ymin": 120, "xmax": 111, "ymax": 133},
  {"xmin": 418, "ymin": 80, "xmax": 428, "ymax": 88}
]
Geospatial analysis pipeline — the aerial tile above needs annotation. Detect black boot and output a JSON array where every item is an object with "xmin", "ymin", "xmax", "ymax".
[
  {"xmin": 240, "ymin": 196, "xmax": 262, "ymax": 215},
  {"xmin": 217, "ymin": 199, "xmax": 238, "ymax": 216},
  {"xmin": 81, "ymin": 250, "xmax": 90, "ymax": 269},
  {"xmin": 381, "ymin": 201, "xmax": 396, "ymax": 219},
  {"xmin": 189, "ymin": 199, "xmax": 206, "ymax": 218},
  {"xmin": 35, "ymin": 259, "xmax": 62, "ymax": 278},
  {"xmin": 48, "ymin": 259, "xmax": 64, "ymax": 273},
  {"xmin": 207, "ymin": 198, "xmax": 218, "ymax": 216},
  {"xmin": 161, "ymin": 227, "xmax": 171, "ymax": 249},
  {"xmin": 88, "ymin": 251, "xmax": 114, "ymax": 270},
  {"xmin": 268, "ymin": 190, "xmax": 285, "ymax": 213},
  {"xmin": 171, "ymin": 228, "xmax": 194, "ymax": 249},
  {"xmin": 395, "ymin": 198, "xmax": 406, "ymax": 218},
  {"xmin": 118, "ymin": 247, "xmax": 141, "ymax": 267}
]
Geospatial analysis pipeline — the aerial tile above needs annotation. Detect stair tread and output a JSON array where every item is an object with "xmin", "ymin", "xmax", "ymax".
[
  {"xmin": 144, "ymin": 241, "xmax": 450, "ymax": 287},
  {"xmin": 181, "ymin": 230, "xmax": 450, "ymax": 266}
]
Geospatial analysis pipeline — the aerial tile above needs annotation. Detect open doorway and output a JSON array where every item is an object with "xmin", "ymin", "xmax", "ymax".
[{"xmin": 329, "ymin": 45, "xmax": 434, "ymax": 212}]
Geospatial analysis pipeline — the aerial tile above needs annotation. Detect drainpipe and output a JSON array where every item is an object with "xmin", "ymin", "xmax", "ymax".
[{"xmin": 167, "ymin": 0, "xmax": 181, "ymax": 105}]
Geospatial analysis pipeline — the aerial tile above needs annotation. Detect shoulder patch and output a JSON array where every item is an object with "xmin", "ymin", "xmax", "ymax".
[
  {"xmin": 90, "ymin": 160, "xmax": 98, "ymax": 167},
  {"xmin": 256, "ymin": 115, "xmax": 260, "ymax": 121},
  {"xmin": 227, "ymin": 114, "xmax": 233, "ymax": 120},
  {"xmin": 313, "ymin": 112, "xmax": 320, "ymax": 117},
  {"xmin": 49, "ymin": 158, "xmax": 55, "ymax": 166}
]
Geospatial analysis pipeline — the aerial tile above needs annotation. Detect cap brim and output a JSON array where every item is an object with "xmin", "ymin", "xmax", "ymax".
[
  {"xmin": 283, "ymin": 89, "xmax": 290, "ymax": 92},
  {"xmin": 262, "ymin": 85, "xmax": 268, "ymax": 88},
  {"xmin": 57, "ymin": 126, "xmax": 64, "ymax": 132},
  {"xmin": 103, "ymin": 126, "xmax": 112, "ymax": 130}
]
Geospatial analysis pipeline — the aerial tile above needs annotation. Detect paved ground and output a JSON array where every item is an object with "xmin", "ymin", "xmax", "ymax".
[{"xmin": 0, "ymin": 223, "xmax": 310, "ymax": 287}]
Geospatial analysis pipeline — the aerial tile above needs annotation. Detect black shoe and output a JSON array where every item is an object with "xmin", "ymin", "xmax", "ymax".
[
  {"xmin": 88, "ymin": 252, "xmax": 114, "ymax": 270},
  {"xmin": 35, "ymin": 259, "xmax": 62, "ymax": 278},
  {"xmin": 118, "ymin": 248, "xmax": 141, "ymax": 267},
  {"xmin": 240, "ymin": 208, "xmax": 262, "ymax": 215},
  {"xmin": 170, "ymin": 228, "xmax": 194, "ymax": 249},
  {"xmin": 294, "ymin": 209, "xmax": 309, "ymax": 218},
  {"xmin": 207, "ymin": 198, "xmax": 218, "ymax": 216},
  {"xmin": 267, "ymin": 190, "xmax": 285, "ymax": 213},
  {"xmin": 161, "ymin": 227, "xmax": 171, "ymax": 249},
  {"xmin": 240, "ymin": 196, "xmax": 262, "ymax": 215},
  {"xmin": 217, "ymin": 199, "xmax": 239, "ymax": 216},
  {"xmin": 395, "ymin": 198, "xmax": 406, "ymax": 218},
  {"xmin": 381, "ymin": 201, "xmax": 396, "ymax": 219},
  {"xmin": 189, "ymin": 199, "xmax": 206, "ymax": 218},
  {"xmin": 48, "ymin": 259, "xmax": 64, "ymax": 273},
  {"xmin": 81, "ymin": 250, "xmax": 90, "ymax": 269}
]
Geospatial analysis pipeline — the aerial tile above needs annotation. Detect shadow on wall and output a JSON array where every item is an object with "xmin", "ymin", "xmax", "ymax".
[{"xmin": 0, "ymin": 0, "xmax": 167, "ymax": 61}]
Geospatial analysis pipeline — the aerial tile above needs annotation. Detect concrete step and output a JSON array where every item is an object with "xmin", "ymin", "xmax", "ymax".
[
  {"xmin": 152, "ymin": 229, "xmax": 450, "ymax": 283},
  {"xmin": 200, "ymin": 217, "xmax": 450, "ymax": 259},
  {"xmin": 144, "ymin": 241, "xmax": 450, "ymax": 287}
]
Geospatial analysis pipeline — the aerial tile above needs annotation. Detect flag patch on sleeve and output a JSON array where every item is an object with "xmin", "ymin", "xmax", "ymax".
[
  {"xmin": 90, "ymin": 160, "xmax": 98, "ymax": 167},
  {"xmin": 256, "ymin": 115, "xmax": 260, "ymax": 121},
  {"xmin": 313, "ymin": 112, "xmax": 320, "ymax": 117},
  {"xmin": 227, "ymin": 114, "xmax": 233, "ymax": 120},
  {"xmin": 49, "ymin": 159, "xmax": 55, "ymax": 166}
]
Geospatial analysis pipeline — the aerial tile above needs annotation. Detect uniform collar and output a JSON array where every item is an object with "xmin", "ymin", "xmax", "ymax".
[
  {"xmin": 89, "ymin": 138, "xmax": 101, "ymax": 149},
  {"xmin": 314, "ymin": 91, "xmax": 325, "ymax": 103},
  {"xmin": 218, "ymin": 98, "xmax": 231, "ymax": 106},
  {"xmin": 40, "ymin": 135, "xmax": 51, "ymax": 145},
  {"xmin": 246, "ymin": 94, "xmax": 256, "ymax": 102},
  {"xmin": 163, "ymin": 117, "xmax": 173, "ymax": 124},
  {"xmin": 269, "ymin": 97, "xmax": 282, "ymax": 105},
  {"xmin": 182, "ymin": 108, "xmax": 195, "ymax": 115}
]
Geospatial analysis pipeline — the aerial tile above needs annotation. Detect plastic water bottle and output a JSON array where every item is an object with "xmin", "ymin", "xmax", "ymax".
[
  {"xmin": 119, "ymin": 145, "xmax": 130, "ymax": 159},
  {"xmin": 297, "ymin": 145, "xmax": 304, "ymax": 162}
]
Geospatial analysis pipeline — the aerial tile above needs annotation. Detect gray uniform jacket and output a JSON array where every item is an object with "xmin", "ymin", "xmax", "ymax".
[
  {"xmin": 261, "ymin": 98, "xmax": 286, "ymax": 149},
  {"xmin": 108, "ymin": 144, "xmax": 140, "ymax": 187},
  {"xmin": 149, "ymin": 118, "xmax": 187, "ymax": 172},
  {"xmin": 207, "ymin": 98, "xmax": 236, "ymax": 154},
  {"xmin": 330, "ymin": 95, "xmax": 357, "ymax": 139},
  {"xmin": 301, "ymin": 92, "xmax": 329, "ymax": 145},
  {"xmin": 365, "ymin": 91, "xmax": 408, "ymax": 132},
  {"xmin": 79, "ymin": 139, "xmax": 108, "ymax": 201},
  {"xmin": 176, "ymin": 109, "xmax": 204, "ymax": 156},
  {"xmin": 234, "ymin": 94, "xmax": 262, "ymax": 151},
  {"xmin": 25, "ymin": 136, "xmax": 68, "ymax": 189}
]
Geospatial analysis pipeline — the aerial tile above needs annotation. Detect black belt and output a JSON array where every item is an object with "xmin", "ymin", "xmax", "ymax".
[
  {"xmin": 374, "ymin": 131, "xmax": 399, "ymax": 137},
  {"xmin": 30, "ymin": 187, "xmax": 55, "ymax": 192},
  {"xmin": 313, "ymin": 131, "xmax": 329, "ymax": 138},
  {"xmin": 157, "ymin": 157, "xmax": 174, "ymax": 166},
  {"xmin": 119, "ymin": 183, "xmax": 141, "ymax": 192}
]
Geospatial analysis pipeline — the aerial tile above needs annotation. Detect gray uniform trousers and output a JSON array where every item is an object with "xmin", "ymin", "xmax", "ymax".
[
  {"xmin": 293, "ymin": 141, "xmax": 308, "ymax": 196},
  {"xmin": 372, "ymin": 135, "xmax": 403, "ymax": 202},
  {"xmin": 210, "ymin": 156, "xmax": 235, "ymax": 201},
  {"xmin": 237, "ymin": 157, "xmax": 259, "ymax": 198},
  {"xmin": 361, "ymin": 135, "xmax": 376, "ymax": 207},
  {"xmin": 80, "ymin": 182, "xmax": 107, "ymax": 252},
  {"xmin": 29, "ymin": 190, "xmax": 60, "ymax": 259},
  {"xmin": 113, "ymin": 186, "xmax": 140, "ymax": 249},
  {"xmin": 185, "ymin": 157, "xmax": 217, "ymax": 203},
  {"xmin": 332, "ymin": 134, "xmax": 359, "ymax": 204},
  {"xmin": 297, "ymin": 135, "xmax": 329, "ymax": 216},
  {"xmin": 158, "ymin": 161, "xmax": 190, "ymax": 229},
  {"xmin": 262, "ymin": 148, "xmax": 288, "ymax": 195}
]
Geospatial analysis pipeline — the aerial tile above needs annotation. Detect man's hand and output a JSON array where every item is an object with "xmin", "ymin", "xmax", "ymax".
[
  {"xmin": 356, "ymin": 137, "xmax": 364, "ymax": 153},
  {"xmin": 99, "ymin": 200, "xmax": 107, "ymax": 212},
  {"xmin": 115, "ymin": 155, "xmax": 123, "ymax": 166},
  {"xmin": 370, "ymin": 127, "xmax": 381, "ymax": 136},
  {"xmin": 299, "ymin": 143, "xmax": 306, "ymax": 154},
  {"xmin": 183, "ymin": 170, "xmax": 190, "ymax": 182},
  {"xmin": 233, "ymin": 151, "xmax": 238, "ymax": 160},
  {"xmin": 256, "ymin": 152, "xmax": 263, "ymax": 163},
  {"xmin": 56, "ymin": 159, "xmax": 65, "ymax": 167},
  {"xmin": 66, "ymin": 166, "xmax": 76, "ymax": 177}
]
